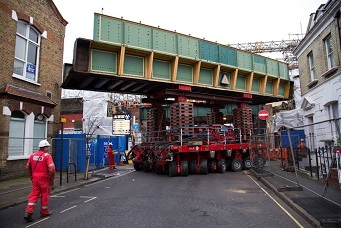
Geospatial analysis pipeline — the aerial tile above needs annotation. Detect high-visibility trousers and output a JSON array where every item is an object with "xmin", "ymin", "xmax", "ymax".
[{"xmin": 25, "ymin": 177, "xmax": 51, "ymax": 216}]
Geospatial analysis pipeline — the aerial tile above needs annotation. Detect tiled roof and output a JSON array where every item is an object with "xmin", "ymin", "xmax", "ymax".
[{"xmin": 0, "ymin": 83, "xmax": 56, "ymax": 107}]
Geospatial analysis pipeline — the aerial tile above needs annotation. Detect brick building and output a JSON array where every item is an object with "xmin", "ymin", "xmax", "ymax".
[
  {"xmin": 61, "ymin": 98, "xmax": 83, "ymax": 133},
  {"xmin": 293, "ymin": 0, "xmax": 341, "ymax": 147},
  {"xmin": 0, "ymin": 0, "xmax": 67, "ymax": 180}
]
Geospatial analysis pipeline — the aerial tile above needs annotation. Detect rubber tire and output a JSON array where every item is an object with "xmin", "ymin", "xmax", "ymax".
[
  {"xmin": 133, "ymin": 162, "xmax": 142, "ymax": 171},
  {"xmin": 242, "ymin": 157, "xmax": 252, "ymax": 170},
  {"xmin": 142, "ymin": 161, "xmax": 151, "ymax": 172},
  {"xmin": 217, "ymin": 159, "xmax": 227, "ymax": 173},
  {"xmin": 155, "ymin": 163, "xmax": 163, "ymax": 174},
  {"xmin": 208, "ymin": 160, "xmax": 215, "ymax": 173},
  {"xmin": 200, "ymin": 160, "xmax": 208, "ymax": 175},
  {"xmin": 180, "ymin": 160, "xmax": 189, "ymax": 176},
  {"xmin": 189, "ymin": 160, "xmax": 197, "ymax": 174},
  {"xmin": 230, "ymin": 158, "xmax": 243, "ymax": 172},
  {"xmin": 169, "ymin": 161, "xmax": 177, "ymax": 177}
]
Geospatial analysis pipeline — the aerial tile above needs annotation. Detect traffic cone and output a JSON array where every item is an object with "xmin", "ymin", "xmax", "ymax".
[{"xmin": 119, "ymin": 153, "xmax": 125, "ymax": 166}]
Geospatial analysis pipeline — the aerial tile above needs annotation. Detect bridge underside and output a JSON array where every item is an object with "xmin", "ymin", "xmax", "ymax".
[{"xmin": 63, "ymin": 69, "xmax": 287, "ymax": 106}]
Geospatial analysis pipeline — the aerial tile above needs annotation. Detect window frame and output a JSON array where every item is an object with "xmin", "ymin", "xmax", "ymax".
[
  {"xmin": 7, "ymin": 111, "xmax": 48, "ymax": 160},
  {"xmin": 13, "ymin": 20, "xmax": 41, "ymax": 83},
  {"xmin": 308, "ymin": 52, "xmax": 315, "ymax": 82},
  {"xmin": 8, "ymin": 111, "xmax": 26, "ymax": 158},
  {"xmin": 33, "ymin": 117, "xmax": 47, "ymax": 152},
  {"xmin": 324, "ymin": 35, "xmax": 335, "ymax": 70}
]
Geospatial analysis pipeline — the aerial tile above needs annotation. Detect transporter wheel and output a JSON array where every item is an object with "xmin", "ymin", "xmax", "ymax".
[
  {"xmin": 133, "ymin": 162, "xmax": 142, "ymax": 171},
  {"xmin": 200, "ymin": 160, "xmax": 208, "ymax": 175},
  {"xmin": 230, "ymin": 158, "xmax": 243, "ymax": 172},
  {"xmin": 208, "ymin": 160, "xmax": 215, "ymax": 173},
  {"xmin": 180, "ymin": 160, "xmax": 189, "ymax": 176},
  {"xmin": 169, "ymin": 161, "xmax": 177, "ymax": 177},
  {"xmin": 142, "ymin": 161, "xmax": 151, "ymax": 172},
  {"xmin": 155, "ymin": 163, "xmax": 163, "ymax": 174},
  {"xmin": 189, "ymin": 160, "xmax": 197, "ymax": 174},
  {"xmin": 242, "ymin": 157, "xmax": 252, "ymax": 170},
  {"xmin": 216, "ymin": 159, "xmax": 227, "ymax": 173}
]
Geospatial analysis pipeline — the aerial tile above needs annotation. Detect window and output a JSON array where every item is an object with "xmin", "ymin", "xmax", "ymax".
[
  {"xmin": 330, "ymin": 102, "xmax": 340, "ymax": 139},
  {"xmin": 308, "ymin": 52, "xmax": 315, "ymax": 81},
  {"xmin": 33, "ymin": 116, "xmax": 47, "ymax": 152},
  {"xmin": 13, "ymin": 20, "xmax": 41, "ymax": 82},
  {"xmin": 8, "ymin": 111, "xmax": 26, "ymax": 157},
  {"xmin": 324, "ymin": 35, "xmax": 335, "ymax": 70},
  {"xmin": 75, "ymin": 121, "xmax": 83, "ymax": 130},
  {"xmin": 8, "ymin": 111, "xmax": 47, "ymax": 159}
]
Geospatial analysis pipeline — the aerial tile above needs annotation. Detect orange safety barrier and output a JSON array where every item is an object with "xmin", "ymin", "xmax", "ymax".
[
  {"xmin": 269, "ymin": 148, "xmax": 282, "ymax": 160},
  {"xmin": 281, "ymin": 147, "xmax": 289, "ymax": 165}
]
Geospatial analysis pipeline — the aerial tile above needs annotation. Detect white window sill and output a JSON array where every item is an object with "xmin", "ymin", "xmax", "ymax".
[
  {"xmin": 321, "ymin": 67, "xmax": 338, "ymax": 78},
  {"xmin": 306, "ymin": 79, "xmax": 318, "ymax": 88},
  {"xmin": 7, "ymin": 155, "xmax": 29, "ymax": 161},
  {"xmin": 12, "ymin": 74, "xmax": 41, "ymax": 86}
]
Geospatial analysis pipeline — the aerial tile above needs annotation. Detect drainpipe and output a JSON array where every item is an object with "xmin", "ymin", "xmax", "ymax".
[{"xmin": 335, "ymin": 10, "xmax": 341, "ymax": 64}]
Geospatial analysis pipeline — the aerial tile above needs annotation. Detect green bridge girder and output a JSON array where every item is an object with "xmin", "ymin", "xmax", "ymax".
[{"xmin": 62, "ymin": 13, "xmax": 293, "ymax": 105}]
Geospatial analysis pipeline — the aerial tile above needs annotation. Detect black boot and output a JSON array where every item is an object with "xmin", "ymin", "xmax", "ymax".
[{"xmin": 24, "ymin": 213, "xmax": 34, "ymax": 222}]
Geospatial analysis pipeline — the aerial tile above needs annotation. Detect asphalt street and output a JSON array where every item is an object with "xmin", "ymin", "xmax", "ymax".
[{"xmin": 0, "ymin": 170, "xmax": 312, "ymax": 228}]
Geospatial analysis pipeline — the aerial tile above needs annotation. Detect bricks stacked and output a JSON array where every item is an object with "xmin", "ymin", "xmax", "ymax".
[
  {"xmin": 207, "ymin": 112, "xmax": 224, "ymax": 125},
  {"xmin": 232, "ymin": 106, "xmax": 253, "ymax": 139},
  {"xmin": 170, "ymin": 102, "xmax": 194, "ymax": 135},
  {"xmin": 146, "ymin": 108, "xmax": 166, "ymax": 141}
]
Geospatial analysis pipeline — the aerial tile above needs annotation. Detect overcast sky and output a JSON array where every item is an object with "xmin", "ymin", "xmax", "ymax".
[{"xmin": 53, "ymin": 0, "xmax": 326, "ymax": 64}]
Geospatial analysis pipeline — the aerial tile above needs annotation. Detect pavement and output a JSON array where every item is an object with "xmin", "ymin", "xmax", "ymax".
[
  {"xmin": 0, "ymin": 164, "xmax": 135, "ymax": 211},
  {"xmin": 251, "ymin": 160, "xmax": 341, "ymax": 228},
  {"xmin": 0, "ymin": 161, "xmax": 340, "ymax": 227}
]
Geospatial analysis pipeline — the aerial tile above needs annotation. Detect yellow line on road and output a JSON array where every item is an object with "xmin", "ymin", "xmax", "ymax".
[{"xmin": 248, "ymin": 174, "xmax": 304, "ymax": 228}]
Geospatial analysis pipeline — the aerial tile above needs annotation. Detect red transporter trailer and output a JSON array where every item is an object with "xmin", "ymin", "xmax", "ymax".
[{"xmin": 128, "ymin": 125, "xmax": 268, "ymax": 177}]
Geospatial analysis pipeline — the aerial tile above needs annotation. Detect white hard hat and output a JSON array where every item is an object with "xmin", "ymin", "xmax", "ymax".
[
  {"xmin": 39, "ymin": 140, "xmax": 50, "ymax": 148},
  {"xmin": 108, "ymin": 142, "xmax": 113, "ymax": 146}
]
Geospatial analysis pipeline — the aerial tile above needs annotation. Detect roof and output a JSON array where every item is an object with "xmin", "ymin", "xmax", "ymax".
[
  {"xmin": 0, "ymin": 83, "xmax": 56, "ymax": 107},
  {"xmin": 49, "ymin": 0, "xmax": 68, "ymax": 26}
]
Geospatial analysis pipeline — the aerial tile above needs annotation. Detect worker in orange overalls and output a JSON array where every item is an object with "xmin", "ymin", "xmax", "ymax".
[
  {"xmin": 298, "ymin": 139, "xmax": 305, "ymax": 148},
  {"xmin": 107, "ymin": 142, "xmax": 116, "ymax": 169},
  {"xmin": 24, "ymin": 140, "xmax": 55, "ymax": 222}
]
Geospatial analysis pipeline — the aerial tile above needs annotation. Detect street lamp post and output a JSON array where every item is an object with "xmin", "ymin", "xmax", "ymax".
[{"xmin": 60, "ymin": 117, "xmax": 66, "ymax": 186}]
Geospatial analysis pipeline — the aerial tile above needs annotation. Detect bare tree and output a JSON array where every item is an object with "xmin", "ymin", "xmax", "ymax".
[{"xmin": 83, "ymin": 117, "xmax": 100, "ymax": 180}]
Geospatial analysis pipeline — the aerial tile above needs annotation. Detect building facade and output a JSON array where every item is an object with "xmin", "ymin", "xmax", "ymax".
[
  {"xmin": 294, "ymin": 0, "xmax": 341, "ymax": 147},
  {"xmin": 0, "ymin": 0, "xmax": 67, "ymax": 180}
]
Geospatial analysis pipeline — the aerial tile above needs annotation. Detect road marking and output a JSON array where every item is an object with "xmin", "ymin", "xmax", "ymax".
[
  {"xmin": 85, "ymin": 170, "xmax": 132, "ymax": 187},
  {"xmin": 80, "ymin": 196, "xmax": 97, "ymax": 203},
  {"xmin": 248, "ymin": 175, "xmax": 304, "ymax": 228},
  {"xmin": 51, "ymin": 195, "xmax": 65, "ymax": 198},
  {"xmin": 53, "ymin": 188, "xmax": 80, "ymax": 195},
  {"xmin": 60, "ymin": 205, "xmax": 77, "ymax": 213},
  {"xmin": 25, "ymin": 217, "xmax": 50, "ymax": 228}
]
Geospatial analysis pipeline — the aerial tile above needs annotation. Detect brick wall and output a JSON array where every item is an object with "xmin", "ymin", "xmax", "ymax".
[
  {"xmin": 61, "ymin": 98, "xmax": 83, "ymax": 114},
  {"xmin": 298, "ymin": 17, "xmax": 341, "ymax": 95},
  {"xmin": 0, "ymin": 0, "xmax": 67, "ymax": 180},
  {"xmin": 0, "ymin": 0, "xmax": 66, "ymax": 134},
  {"xmin": 0, "ymin": 159, "xmax": 28, "ymax": 181}
]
